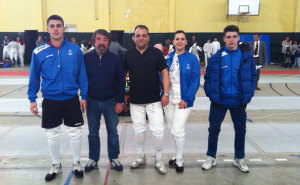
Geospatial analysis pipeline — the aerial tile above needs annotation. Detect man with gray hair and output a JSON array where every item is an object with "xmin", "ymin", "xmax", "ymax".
[{"xmin": 83, "ymin": 29, "xmax": 125, "ymax": 172}]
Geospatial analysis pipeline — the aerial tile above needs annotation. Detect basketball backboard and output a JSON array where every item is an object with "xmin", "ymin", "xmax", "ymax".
[{"xmin": 227, "ymin": 0, "xmax": 260, "ymax": 16}]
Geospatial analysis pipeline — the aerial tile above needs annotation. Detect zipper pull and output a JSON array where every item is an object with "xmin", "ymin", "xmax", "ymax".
[
  {"xmin": 58, "ymin": 50, "xmax": 60, "ymax": 68},
  {"xmin": 99, "ymin": 56, "xmax": 102, "ymax": 67}
]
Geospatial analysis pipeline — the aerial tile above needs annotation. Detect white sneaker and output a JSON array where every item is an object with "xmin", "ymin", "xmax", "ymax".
[
  {"xmin": 202, "ymin": 156, "xmax": 217, "ymax": 170},
  {"xmin": 130, "ymin": 155, "xmax": 146, "ymax": 168},
  {"xmin": 233, "ymin": 158, "xmax": 249, "ymax": 173},
  {"xmin": 154, "ymin": 159, "xmax": 167, "ymax": 175}
]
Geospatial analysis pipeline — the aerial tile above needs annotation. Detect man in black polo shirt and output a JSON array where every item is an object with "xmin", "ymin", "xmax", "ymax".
[{"xmin": 124, "ymin": 25, "xmax": 170, "ymax": 175}]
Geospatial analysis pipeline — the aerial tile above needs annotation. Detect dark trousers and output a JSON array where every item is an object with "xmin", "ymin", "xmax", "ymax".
[
  {"xmin": 254, "ymin": 57, "xmax": 260, "ymax": 88},
  {"xmin": 86, "ymin": 97, "xmax": 120, "ymax": 162},
  {"xmin": 206, "ymin": 103, "xmax": 247, "ymax": 159}
]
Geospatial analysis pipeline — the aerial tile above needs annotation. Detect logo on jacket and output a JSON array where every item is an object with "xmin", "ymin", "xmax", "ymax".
[
  {"xmin": 34, "ymin": 44, "xmax": 50, "ymax": 54},
  {"xmin": 68, "ymin": 49, "xmax": 73, "ymax": 55},
  {"xmin": 186, "ymin": 64, "xmax": 190, "ymax": 69},
  {"xmin": 221, "ymin": 65, "xmax": 228, "ymax": 69},
  {"xmin": 46, "ymin": 54, "xmax": 53, "ymax": 58},
  {"xmin": 221, "ymin": 51, "xmax": 228, "ymax": 57}
]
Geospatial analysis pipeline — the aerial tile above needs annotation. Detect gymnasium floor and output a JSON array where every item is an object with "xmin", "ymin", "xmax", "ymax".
[{"xmin": 0, "ymin": 65, "xmax": 299, "ymax": 185}]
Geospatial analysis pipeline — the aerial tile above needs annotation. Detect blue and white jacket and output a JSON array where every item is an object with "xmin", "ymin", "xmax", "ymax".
[
  {"xmin": 27, "ymin": 39, "xmax": 88, "ymax": 102},
  {"xmin": 204, "ymin": 43, "xmax": 256, "ymax": 105},
  {"xmin": 165, "ymin": 50, "xmax": 200, "ymax": 108}
]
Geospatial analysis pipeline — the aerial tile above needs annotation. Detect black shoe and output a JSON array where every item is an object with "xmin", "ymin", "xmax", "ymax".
[
  {"xmin": 255, "ymin": 87, "xmax": 261, "ymax": 90},
  {"xmin": 84, "ymin": 159, "xmax": 98, "ymax": 172},
  {"xmin": 45, "ymin": 164, "xmax": 62, "ymax": 182},
  {"xmin": 168, "ymin": 158, "xmax": 176, "ymax": 167},
  {"xmin": 175, "ymin": 164, "xmax": 184, "ymax": 173},
  {"xmin": 73, "ymin": 161, "xmax": 84, "ymax": 178},
  {"xmin": 111, "ymin": 159, "xmax": 123, "ymax": 171},
  {"xmin": 175, "ymin": 159, "xmax": 184, "ymax": 173}
]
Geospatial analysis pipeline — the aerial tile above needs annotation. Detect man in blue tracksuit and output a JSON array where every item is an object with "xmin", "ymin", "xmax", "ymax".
[
  {"xmin": 83, "ymin": 29, "xmax": 125, "ymax": 172},
  {"xmin": 202, "ymin": 25, "xmax": 256, "ymax": 173},
  {"xmin": 27, "ymin": 15, "xmax": 88, "ymax": 181}
]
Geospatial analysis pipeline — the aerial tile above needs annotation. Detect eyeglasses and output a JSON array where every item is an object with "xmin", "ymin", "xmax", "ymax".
[
  {"xmin": 48, "ymin": 24, "xmax": 63, "ymax": 29},
  {"xmin": 225, "ymin": 35, "xmax": 238, "ymax": 39},
  {"xmin": 175, "ymin": 38, "xmax": 186, "ymax": 41}
]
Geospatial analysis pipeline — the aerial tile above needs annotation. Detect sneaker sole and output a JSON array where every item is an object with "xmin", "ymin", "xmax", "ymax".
[
  {"xmin": 130, "ymin": 164, "xmax": 146, "ymax": 169},
  {"xmin": 74, "ymin": 173, "xmax": 84, "ymax": 178},
  {"xmin": 176, "ymin": 167, "xmax": 184, "ymax": 173},
  {"xmin": 45, "ymin": 170, "xmax": 61, "ymax": 182},
  {"xmin": 84, "ymin": 166, "xmax": 98, "ymax": 173},
  {"xmin": 111, "ymin": 165, "xmax": 123, "ymax": 172},
  {"xmin": 176, "ymin": 169, "xmax": 184, "ymax": 173},
  {"xmin": 232, "ymin": 162, "xmax": 249, "ymax": 173},
  {"xmin": 155, "ymin": 167, "xmax": 167, "ymax": 175},
  {"xmin": 202, "ymin": 162, "xmax": 217, "ymax": 170}
]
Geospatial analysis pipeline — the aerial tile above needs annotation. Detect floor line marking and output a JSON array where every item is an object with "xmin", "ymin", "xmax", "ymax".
[
  {"xmin": 249, "ymin": 159, "xmax": 262, "ymax": 162},
  {"xmin": 224, "ymin": 159, "xmax": 233, "ymax": 162},
  {"xmin": 0, "ymin": 126, "xmax": 17, "ymax": 140},
  {"xmin": 275, "ymin": 158, "xmax": 288, "ymax": 161},
  {"xmin": 245, "ymin": 135, "xmax": 265, "ymax": 154},
  {"xmin": 246, "ymin": 118, "xmax": 254, "ymax": 122},
  {"xmin": 0, "ymin": 85, "xmax": 27, "ymax": 97},
  {"xmin": 104, "ymin": 162, "xmax": 111, "ymax": 185},
  {"xmin": 196, "ymin": 159, "xmax": 206, "ymax": 162},
  {"xmin": 228, "ymin": 123, "xmax": 266, "ymax": 154},
  {"xmin": 285, "ymin": 83, "xmax": 300, "ymax": 96},
  {"xmin": 63, "ymin": 170, "xmax": 73, "ymax": 185},
  {"xmin": 270, "ymin": 83, "xmax": 283, "ymax": 96}
]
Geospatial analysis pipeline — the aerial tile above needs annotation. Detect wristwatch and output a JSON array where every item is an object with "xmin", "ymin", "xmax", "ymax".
[{"xmin": 164, "ymin": 93, "xmax": 169, "ymax": 97}]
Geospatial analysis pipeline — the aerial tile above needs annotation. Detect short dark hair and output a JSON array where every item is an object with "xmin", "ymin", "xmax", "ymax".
[
  {"xmin": 254, "ymin": 33, "xmax": 261, "ymax": 37},
  {"xmin": 223, "ymin": 25, "xmax": 239, "ymax": 36},
  {"xmin": 91, "ymin": 29, "xmax": 110, "ymax": 44},
  {"xmin": 173, "ymin": 30, "xmax": 186, "ymax": 40},
  {"xmin": 47, "ymin": 15, "xmax": 64, "ymax": 26},
  {"xmin": 134, "ymin": 25, "xmax": 149, "ymax": 35}
]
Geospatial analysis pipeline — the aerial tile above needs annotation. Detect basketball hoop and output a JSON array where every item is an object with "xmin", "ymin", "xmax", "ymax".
[{"xmin": 240, "ymin": 12, "xmax": 250, "ymax": 22}]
